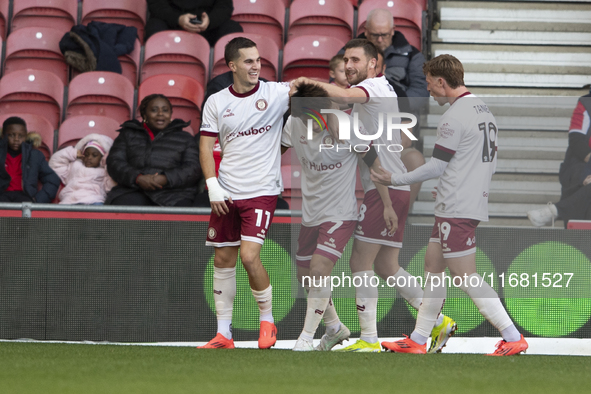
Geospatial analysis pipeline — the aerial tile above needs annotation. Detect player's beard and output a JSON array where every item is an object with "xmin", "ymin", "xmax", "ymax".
[{"xmin": 347, "ymin": 67, "xmax": 368, "ymax": 86}]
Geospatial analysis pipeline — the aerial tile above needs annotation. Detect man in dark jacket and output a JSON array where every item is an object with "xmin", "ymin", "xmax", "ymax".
[{"xmin": 145, "ymin": 0, "xmax": 243, "ymax": 45}]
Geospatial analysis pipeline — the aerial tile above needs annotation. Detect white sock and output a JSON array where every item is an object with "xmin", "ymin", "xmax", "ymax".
[
  {"xmin": 323, "ymin": 298, "xmax": 341, "ymax": 335},
  {"xmin": 392, "ymin": 267, "xmax": 424, "ymax": 310},
  {"xmin": 460, "ymin": 273, "xmax": 517, "ymax": 340},
  {"xmin": 501, "ymin": 325, "xmax": 522, "ymax": 342},
  {"xmin": 411, "ymin": 272, "xmax": 446, "ymax": 344},
  {"xmin": 301, "ymin": 278, "xmax": 331, "ymax": 341},
  {"xmin": 214, "ymin": 267, "xmax": 236, "ymax": 339},
  {"xmin": 355, "ymin": 270, "xmax": 379, "ymax": 344},
  {"xmin": 435, "ymin": 314, "xmax": 444, "ymax": 327},
  {"xmin": 251, "ymin": 285, "xmax": 274, "ymax": 323}
]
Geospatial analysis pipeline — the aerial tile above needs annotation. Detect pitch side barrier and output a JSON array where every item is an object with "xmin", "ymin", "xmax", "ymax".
[{"xmin": 0, "ymin": 203, "xmax": 590, "ymax": 343}]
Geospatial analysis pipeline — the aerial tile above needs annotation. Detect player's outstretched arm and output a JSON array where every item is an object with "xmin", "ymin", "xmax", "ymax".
[
  {"xmin": 371, "ymin": 157, "xmax": 449, "ymax": 187},
  {"xmin": 199, "ymin": 134, "xmax": 232, "ymax": 216},
  {"xmin": 290, "ymin": 77, "xmax": 367, "ymax": 103}
]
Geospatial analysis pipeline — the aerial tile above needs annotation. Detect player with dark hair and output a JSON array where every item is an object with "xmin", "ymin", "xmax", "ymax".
[
  {"xmin": 285, "ymin": 82, "xmax": 393, "ymax": 351},
  {"xmin": 291, "ymin": 39, "xmax": 456, "ymax": 353},
  {"xmin": 372, "ymin": 54, "xmax": 528, "ymax": 356},
  {"xmin": 198, "ymin": 36, "xmax": 291, "ymax": 349}
]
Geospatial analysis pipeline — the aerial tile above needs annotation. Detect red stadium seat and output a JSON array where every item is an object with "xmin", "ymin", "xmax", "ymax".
[
  {"xmin": 287, "ymin": 0, "xmax": 354, "ymax": 43},
  {"xmin": 67, "ymin": 72, "xmax": 135, "ymax": 124},
  {"xmin": 11, "ymin": 0, "xmax": 77, "ymax": 33},
  {"xmin": 0, "ymin": 0, "xmax": 8, "ymax": 40},
  {"xmin": 282, "ymin": 35, "xmax": 346, "ymax": 82},
  {"xmin": 357, "ymin": 0, "xmax": 423, "ymax": 50},
  {"xmin": 138, "ymin": 75, "xmax": 205, "ymax": 136},
  {"xmin": 141, "ymin": 31, "xmax": 210, "ymax": 88},
  {"xmin": 212, "ymin": 32, "xmax": 279, "ymax": 82},
  {"xmin": 0, "ymin": 112, "xmax": 55, "ymax": 159},
  {"xmin": 231, "ymin": 0, "xmax": 285, "ymax": 49},
  {"xmin": 70, "ymin": 38, "xmax": 141, "ymax": 86},
  {"xmin": 4, "ymin": 27, "xmax": 69, "ymax": 85},
  {"xmin": 81, "ymin": 0, "xmax": 146, "ymax": 43},
  {"xmin": 0, "ymin": 69, "xmax": 64, "ymax": 129},
  {"xmin": 57, "ymin": 115, "xmax": 121, "ymax": 150}
]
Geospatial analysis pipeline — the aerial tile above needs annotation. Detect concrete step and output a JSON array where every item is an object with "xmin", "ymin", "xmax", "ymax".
[
  {"xmin": 418, "ymin": 178, "xmax": 561, "ymax": 204},
  {"xmin": 425, "ymin": 113, "xmax": 571, "ymax": 131},
  {"xmin": 461, "ymin": 72, "xmax": 591, "ymax": 89},
  {"xmin": 422, "ymin": 135, "xmax": 567, "ymax": 160},
  {"xmin": 432, "ymin": 29, "xmax": 591, "ymax": 46},
  {"xmin": 406, "ymin": 215, "xmax": 561, "ymax": 228},
  {"xmin": 431, "ymin": 44, "xmax": 591, "ymax": 74},
  {"xmin": 438, "ymin": 2, "xmax": 591, "ymax": 32},
  {"xmin": 466, "ymin": 87, "xmax": 590, "ymax": 97}
]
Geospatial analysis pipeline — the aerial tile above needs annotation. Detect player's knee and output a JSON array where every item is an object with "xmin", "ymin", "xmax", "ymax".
[{"xmin": 239, "ymin": 249, "xmax": 260, "ymax": 268}]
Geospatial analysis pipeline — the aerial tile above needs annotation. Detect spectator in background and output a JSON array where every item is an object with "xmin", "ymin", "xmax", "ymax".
[
  {"xmin": 329, "ymin": 54, "xmax": 348, "ymax": 89},
  {"xmin": 49, "ymin": 133, "xmax": 116, "ymax": 205},
  {"xmin": 145, "ymin": 0, "xmax": 243, "ymax": 45},
  {"xmin": 0, "ymin": 117, "xmax": 60, "ymax": 203},
  {"xmin": 528, "ymin": 93, "xmax": 591, "ymax": 226},
  {"xmin": 354, "ymin": 8, "xmax": 429, "ymax": 112},
  {"xmin": 106, "ymin": 94, "xmax": 201, "ymax": 206}
]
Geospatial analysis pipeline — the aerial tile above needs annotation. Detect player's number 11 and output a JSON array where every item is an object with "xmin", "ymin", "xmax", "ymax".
[{"xmin": 255, "ymin": 209, "xmax": 271, "ymax": 229}]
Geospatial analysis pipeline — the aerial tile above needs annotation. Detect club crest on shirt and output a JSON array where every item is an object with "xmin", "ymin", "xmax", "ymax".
[
  {"xmin": 208, "ymin": 227, "xmax": 217, "ymax": 239},
  {"xmin": 255, "ymin": 99, "xmax": 268, "ymax": 111},
  {"xmin": 323, "ymin": 136, "xmax": 334, "ymax": 145}
]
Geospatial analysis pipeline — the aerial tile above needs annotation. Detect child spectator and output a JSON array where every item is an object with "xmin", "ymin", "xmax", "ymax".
[
  {"xmin": 49, "ymin": 133, "xmax": 115, "ymax": 205},
  {"xmin": 0, "ymin": 116, "xmax": 60, "ymax": 202},
  {"xmin": 329, "ymin": 54, "xmax": 348, "ymax": 89}
]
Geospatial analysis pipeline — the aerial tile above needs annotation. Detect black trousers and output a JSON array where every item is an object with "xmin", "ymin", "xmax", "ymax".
[
  {"xmin": 144, "ymin": 18, "xmax": 243, "ymax": 46},
  {"xmin": 0, "ymin": 191, "xmax": 33, "ymax": 202},
  {"xmin": 555, "ymin": 183, "xmax": 591, "ymax": 224},
  {"xmin": 108, "ymin": 191, "xmax": 193, "ymax": 207}
]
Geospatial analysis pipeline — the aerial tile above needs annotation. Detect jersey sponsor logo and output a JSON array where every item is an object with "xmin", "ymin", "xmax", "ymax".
[
  {"xmin": 439, "ymin": 123, "xmax": 454, "ymax": 138},
  {"xmin": 208, "ymin": 227, "xmax": 217, "ymax": 239},
  {"xmin": 301, "ymin": 157, "xmax": 343, "ymax": 172},
  {"xmin": 225, "ymin": 124, "xmax": 272, "ymax": 143},
  {"xmin": 201, "ymin": 123, "xmax": 211, "ymax": 129},
  {"xmin": 255, "ymin": 99, "xmax": 268, "ymax": 111},
  {"xmin": 223, "ymin": 108, "xmax": 235, "ymax": 118}
]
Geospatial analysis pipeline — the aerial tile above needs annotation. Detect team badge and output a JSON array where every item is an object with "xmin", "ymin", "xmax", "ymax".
[
  {"xmin": 208, "ymin": 227, "xmax": 217, "ymax": 239},
  {"xmin": 323, "ymin": 136, "xmax": 334, "ymax": 145},
  {"xmin": 255, "ymin": 99, "xmax": 268, "ymax": 111}
]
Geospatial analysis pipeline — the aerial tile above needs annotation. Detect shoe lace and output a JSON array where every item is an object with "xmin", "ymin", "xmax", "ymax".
[{"xmin": 493, "ymin": 339, "xmax": 507, "ymax": 351}]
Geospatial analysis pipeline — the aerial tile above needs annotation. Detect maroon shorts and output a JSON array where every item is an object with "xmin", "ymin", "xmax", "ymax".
[
  {"xmin": 354, "ymin": 188, "xmax": 410, "ymax": 248},
  {"xmin": 205, "ymin": 195, "xmax": 278, "ymax": 247},
  {"xmin": 429, "ymin": 216, "xmax": 480, "ymax": 258},
  {"xmin": 296, "ymin": 220, "xmax": 357, "ymax": 267}
]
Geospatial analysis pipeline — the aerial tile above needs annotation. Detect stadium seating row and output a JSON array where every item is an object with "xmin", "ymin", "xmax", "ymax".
[{"xmin": 0, "ymin": 0, "xmax": 424, "ymax": 47}]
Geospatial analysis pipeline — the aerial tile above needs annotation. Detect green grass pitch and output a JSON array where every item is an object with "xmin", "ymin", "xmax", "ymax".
[{"xmin": 1, "ymin": 343, "xmax": 590, "ymax": 394}]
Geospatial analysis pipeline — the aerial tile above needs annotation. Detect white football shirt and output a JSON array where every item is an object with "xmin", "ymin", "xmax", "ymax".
[
  {"xmin": 433, "ymin": 93, "xmax": 498, "ymax": 221},
  {"xmin": 200, "ymin": 81, "xmax": 290, "ymax": 200},
  {"xmin": 282, "ymin": 115, "xmax": 365, "ymax": 226},
  {"xmin": 351, "ymin": 75, "xmax": 410, "ymax": 193}
]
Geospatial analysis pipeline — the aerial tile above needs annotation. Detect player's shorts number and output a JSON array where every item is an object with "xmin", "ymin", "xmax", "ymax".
[
  {"xmin": 437, "ymin": 221, "xmax": 451, "ymax": 241},
  {"xmin": 327, "ymin": 221, "xmax": 343, "ymax": 234},
  {"xmin": 255, "ymin": 209, "xmax": 271, "ymax": 229},
  {"xmin": 358, "ymin": 204, "xmax": 367, "ymax": 222}
]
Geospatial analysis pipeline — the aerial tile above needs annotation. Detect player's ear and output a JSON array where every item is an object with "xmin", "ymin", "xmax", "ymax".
[
  {"xmin": 369, "ymin": 57, "xmax": 377, "ymax": 70},
  {"xmin": 228, "ymin": 60, "xmax": 237, "ymax": 72}
]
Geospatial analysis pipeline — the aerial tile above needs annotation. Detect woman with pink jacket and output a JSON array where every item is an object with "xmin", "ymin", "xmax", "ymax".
[{"xmin": 49, "ymin": 133, "xmax": 116, "ymax": 205}]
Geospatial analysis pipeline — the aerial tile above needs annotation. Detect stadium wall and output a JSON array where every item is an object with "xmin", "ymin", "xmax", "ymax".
[{"xmin": 0, "ymin": 210, "xmax": 590, "ymax": 342}]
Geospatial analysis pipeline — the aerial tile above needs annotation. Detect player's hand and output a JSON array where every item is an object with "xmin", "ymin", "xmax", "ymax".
[
  {"xmin": 583, "ymin": 175, "xmax": 591, "ymax": 186},
  {"xmin": 384, "ymin": 205, "xmax": 398, "ymax": 236},
  {"xmin": 136, "ymin": 174, "xmax": 163, "ymax": 190},
  {"xmin": 153, "ymin": 173, "xmax": 168, "ymax": 187},
  {"xmin": 370, "ymin": 166, "xmax": 393, "ymax": 186},
  {"xmin": 178, "ymin": 13, "xmax": 201, "ymax": 33},
  {"xmin": 431, "ymin": 186, "xmax": 438, "ymax": 200},
  {"xmin": 206, "ymin": 177, "xmax": 233, "ymax": 216}
]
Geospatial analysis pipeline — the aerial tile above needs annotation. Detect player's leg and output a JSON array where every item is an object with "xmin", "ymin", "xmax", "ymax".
[
  {"xmin": 382, "ymin": 241, "xmax": 447, "ymax": 354},
  {"xmin": 336, "ymin": 239, "xmax": 382, "ymax": 352},
  {"xmin": 448, "ymin": 254, "xmax": 527, "ymax": 356},
  {"xmin": 237, "ymin": 195, "xmax": 279, "ymax": 349},
  {"xmin": 294, "ymin": 254, "xmax": 335, "ymax": 351},
  {"xmin": 199, "ymin": 205, "xmax": 241, "ymax": 349}
]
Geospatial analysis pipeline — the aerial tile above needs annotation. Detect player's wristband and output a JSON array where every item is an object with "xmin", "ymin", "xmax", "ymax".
[{"xmin": 206, "ymin": 177, "xmax": 231, "ymax": 202}]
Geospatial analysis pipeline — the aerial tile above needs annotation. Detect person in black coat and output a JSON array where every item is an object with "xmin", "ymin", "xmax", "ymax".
[
  {"xmin": 0, "ymin": 116, "xmax": 60, "ymax": 203},
  {"xmin": 106, "ymin": 94, "xmax": 201, "ymax": 206},
  {"xmin": 145, "ymin": 0, "xmax": 243, "ymax": 45}
]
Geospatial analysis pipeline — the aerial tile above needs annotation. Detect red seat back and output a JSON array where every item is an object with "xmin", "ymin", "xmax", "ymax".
[
  {"xmin": 282, "ymin": 35, "xmax": 346, "ymax": 82},
  {"xmin": 57, "ymin": 115, "xmax": 121, "ymax": 150},
  {"xmin": 232, "ymin": 0, "xmax": 285, "ymax": 49},
  {"xmin": 11, "ymin": 0, "xmax": 77, "ymax": 33},
  {"xmin": 288, "ymin": 0, "xmax": 354, "ymax": 43}
]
